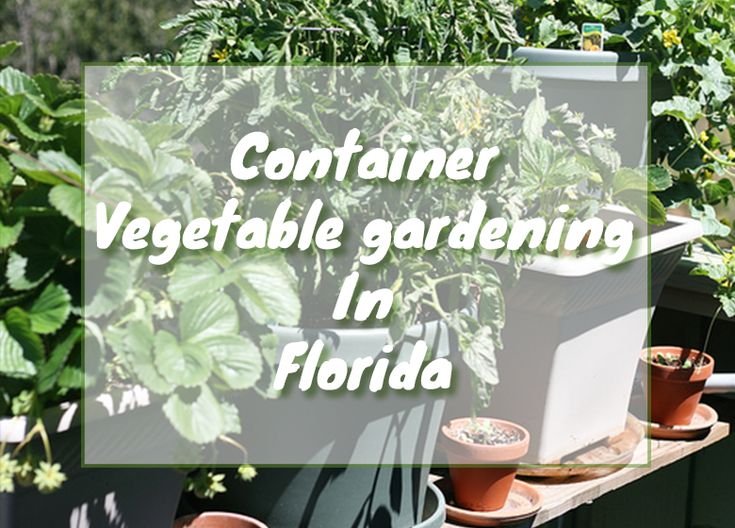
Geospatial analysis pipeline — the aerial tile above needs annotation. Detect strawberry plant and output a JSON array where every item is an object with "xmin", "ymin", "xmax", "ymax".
[{"xmin": 0, "ymin": 41, "xmax": 85, "ymax": 493}]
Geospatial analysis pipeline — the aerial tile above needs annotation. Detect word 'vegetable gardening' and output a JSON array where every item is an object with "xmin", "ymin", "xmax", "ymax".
[{"xmin": 97, "ymin": 129, "xmax": 635, "ymax": 267}]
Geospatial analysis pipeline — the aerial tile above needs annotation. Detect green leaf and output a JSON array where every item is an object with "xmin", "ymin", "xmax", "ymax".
[
  {"xmin": 234, "ymin": 255, "xmax": 301, "ymax": 326},
  {"xmin": 691, "ymin": 262, "xmax": 727, "ymax": 281},
  {"xmin": 0, "ymin": 155, "xmax": 13, "ymax": 186},
  {"xmin": 0, "ymin": 67, "xmax": 41, "ymax": 124},
  {"xmin": 24, "ymin": 94, "xmax": 83, "ymax": 120},
  {"xmin": 85, "ymin": 252, "xmax": 133, "ymax": 317},
  {"xmin": 54, "ymin": 99, "xmax": 84, "ymax": 123},
  {"xmin": 651, "ymin": 96, "xmax": 702, "ymax": 121},
  {"xmin": 163, "ymin": 384, "xmax": 227, "ymax": 444},
  {"xmin": 648, "ymin": 166, "xmax": 672, "ymax": 192},
  {"xmin": 136, "ymin": 121, "xmax": 185, "ymax": 149},
  {"xmin": 9, "ymin": 150, "xmax": 81, "ymax": 185},
  {"xmin": 5, "ymin": 252, "xmax": 53, "ymax": 291},
  {"xmin": 48, "ymin": 185, "xmax": 83, "ymax": 227},
  {"xmin": 718, "ymin": 294, "xmax": 735, "ymax": 318},
  {"xmin": 180, "ymin": 293, "xmax": 239, "ymax": 344},
  {"xmin": 170, "ymin": 254, "xmax": 300, "ymax": 315},
  {"xmin": 108, "ymin": 322, "xmax": 173, "ymax": 395},
  {"xmin": 9, "ymin": 153, "xmax": 61, "ymax": 185},
  {"xmin": 523, "ymin": 96, "xmax": 548, "ymax": 141},
  {"xmin": 0, "ymin": 93, "xmax": 23, "ymax": 117},
  {"xmin": 7, "ymin": 114, "xmax": 60, "ymax": 142},
  {"xmin": 0, "ymin": 320, "xmax": 36, "ymax": 378},
  {"xmin": 37, "ymin": 326, "xmax": 82, "ymax": 393},
  {"xmin": 4, "ymin": 307, "xmax": 44, "ymax": 370},
  {"xmin": 647, "ymin": 194, "xmax": 668, "ymax": 225},
  {"xmin": 203, "ymin": 334, "xmax": 262, "ymax": 390},
  {"xmin": 31, "ymin": 73, "xmax": 77, "ymax": 103},
  {"xmin": 154, "ymin": 330, "xmax": 212, "ymax": 387},
  {"xmin": 615, "ymin": 187, "xmax": 667, "ymax": 225},
  {"xmin": 168, "ymin": 259, "xmax": 234, "ymax": 302},
  {"xmin": 613, "ymin": 168, "xmax": 647, "ymax": 194},
  {"xmin": 0, "ymin": 67, "xmax": 40, "ymax": 97},
  {"xmin": 27, "ymin": 282, "xmax": 71, "ymax": 334},
  {"xmin": 87, "ymin": 117, "xmax": 154, "ymax": 179},
  {"xmin": 461, "ymin": 326, "xmax": 499, "ymax": 386},
  {"xmin": 394, "ymin": 46, "xmax": 411, "ymax": 64},
  {"xmin": 56, "ymin": 366, "xmax": 89, "ymax": 390},
  {"xmin": 691, "ymin": 205, "xmax": 731, "ymax": 237},
  {"xmin": 38, "ymin": 151, "xmax": 81, "ymax": 180},
  {"xmin": 221, "ymin": 400, "xmax": 241, "ymax": 435},
  {"xmin": 703, "ymin": 178, "xmax": 734, "ymax": 205},
  {"xmin": 0, "ymin": 219, "xmax": 23, "ymax": 249},
  {"xmin": 0, "ymin": 41, "xmax": 21, "ymax": 62},
  {"xmin": 694, "ymin": 58, "xmax": 732, "ymax": 103}
]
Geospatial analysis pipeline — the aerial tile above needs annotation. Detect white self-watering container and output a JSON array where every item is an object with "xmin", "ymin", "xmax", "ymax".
[
  {"xmin": 450, "ymin": 46, "xmax": 680, "ymax": 463},
  {"xmin": 481, "ymin": 208, "xmax": 702, "ymax": 463}
]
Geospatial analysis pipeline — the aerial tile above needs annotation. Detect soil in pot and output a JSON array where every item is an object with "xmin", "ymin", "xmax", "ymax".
[
  {"xmin": 440, "ymin": 418, "xmax": 529, "ymax": 511},
  {"xmin": 644, "ymin": 346, "xmax": 715, "ymax": 426},
  {"xmin": 174, "ymin": 512, "xmax": 268, "ymax": 528}
]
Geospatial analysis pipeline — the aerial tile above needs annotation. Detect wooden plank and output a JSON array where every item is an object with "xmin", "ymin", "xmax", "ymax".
[{"xmin": 441, "ymin": 421, "xmax": 730, "ymax": 528}]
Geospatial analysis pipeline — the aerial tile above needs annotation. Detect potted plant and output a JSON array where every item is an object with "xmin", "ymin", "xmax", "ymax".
[
  {"xmin": 642, "ymin": 242, "xmax": 734, "ymax": 426},
  {"xmin": 439, "ymin": 417, "xmax": 529, "ymax": 511},
  {"xmin": 642, "ymin": 346, "xmax": 714, "ymax": 426},
  {"xmin": 0, "ymin": 42, "xmax": 184, "ymax": 527}
]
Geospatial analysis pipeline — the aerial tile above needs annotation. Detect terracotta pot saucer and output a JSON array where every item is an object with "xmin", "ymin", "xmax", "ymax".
[
  {"xmin": 433, "ymin": 476, "xmax": 541, "ymax": 527},
  {"xmin": 174, "ymin": 512, "xmax": 268, "ymax": 528},
  {"xmin": 517, "ymin": 414, "xmax": 644, "ymax": 481},
  {"xmin": 642, "ymin": 403, "xmax": 718, "ymax": 440}
]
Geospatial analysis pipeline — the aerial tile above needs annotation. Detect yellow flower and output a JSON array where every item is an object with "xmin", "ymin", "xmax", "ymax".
[
  {"xmin": 699, "ymin": 130, "xmax": 710, "ymax": 144},
  {"xmin": 211, "ymin": 48, "xmax": 229, "ymax": 63},
  {"xmin": 727, "ymin": 149, "xmax": 735, "ymax": 160},
  {"xmin": 663, "ymin": 29, "xmax": 682, "ymax": 48},
  {"xmin": 237, "ymin": 464, "xmax": 257, "ymax": 481},
  {"xmin": 33, "ymin": 461, "xmax": 66, "ymax": 494}
]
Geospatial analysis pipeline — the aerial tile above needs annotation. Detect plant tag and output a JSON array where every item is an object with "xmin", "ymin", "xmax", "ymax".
[{"xmin": 581, "ymin": 23, "xmax": 605, "ymax": 51}]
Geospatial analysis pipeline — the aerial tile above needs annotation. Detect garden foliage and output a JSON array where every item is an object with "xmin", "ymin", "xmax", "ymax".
[{"xmin": 0, "ymin": 41, "xmax": 84, "ymax": 493}]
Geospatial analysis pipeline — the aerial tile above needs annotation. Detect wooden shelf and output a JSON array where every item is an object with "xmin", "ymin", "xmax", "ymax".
[{"xmin": 442, "ymin": 421, "xmax": 730, "ymax": 527}]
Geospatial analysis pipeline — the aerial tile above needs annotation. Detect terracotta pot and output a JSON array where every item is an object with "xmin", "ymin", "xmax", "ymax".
[
  {"xmin": 643, "ymin": 347, "xmax": 715, "ymax": 426},
  {"xmin": 440, "ymin": 418, "xmax": 529, "ymax": 511},
  {"xmin": 174, "ymin": 512, "xmax": 268, "ymax": 528}
]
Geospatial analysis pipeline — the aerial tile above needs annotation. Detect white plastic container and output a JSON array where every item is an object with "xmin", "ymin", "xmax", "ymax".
[{"xmin": 484, "ymin": 208, "xmax": 702, "ymax": 463}]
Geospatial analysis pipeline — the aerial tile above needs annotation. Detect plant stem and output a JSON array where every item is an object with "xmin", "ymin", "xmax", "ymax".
[
  {"xmin": 684, "ymin": 121, "xmax": 735, "ymax": 168},
  {"xmin": 37, "ymin": 419, "xmax": 53, "ymax": 463},
  {"xmin": 698, "ymin": 236, "xmax": 725, "ymax": 256},
  {"xmin": 701, "ymin": 305, "xmax": 722, "ymax": 360},
  {"xmin": 218, "ymin": 435, "xmax": 249, "ymax": 462},
  {"xmin": 11, "ymin": 422, "xmax": 40, "ymax": 458}
]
